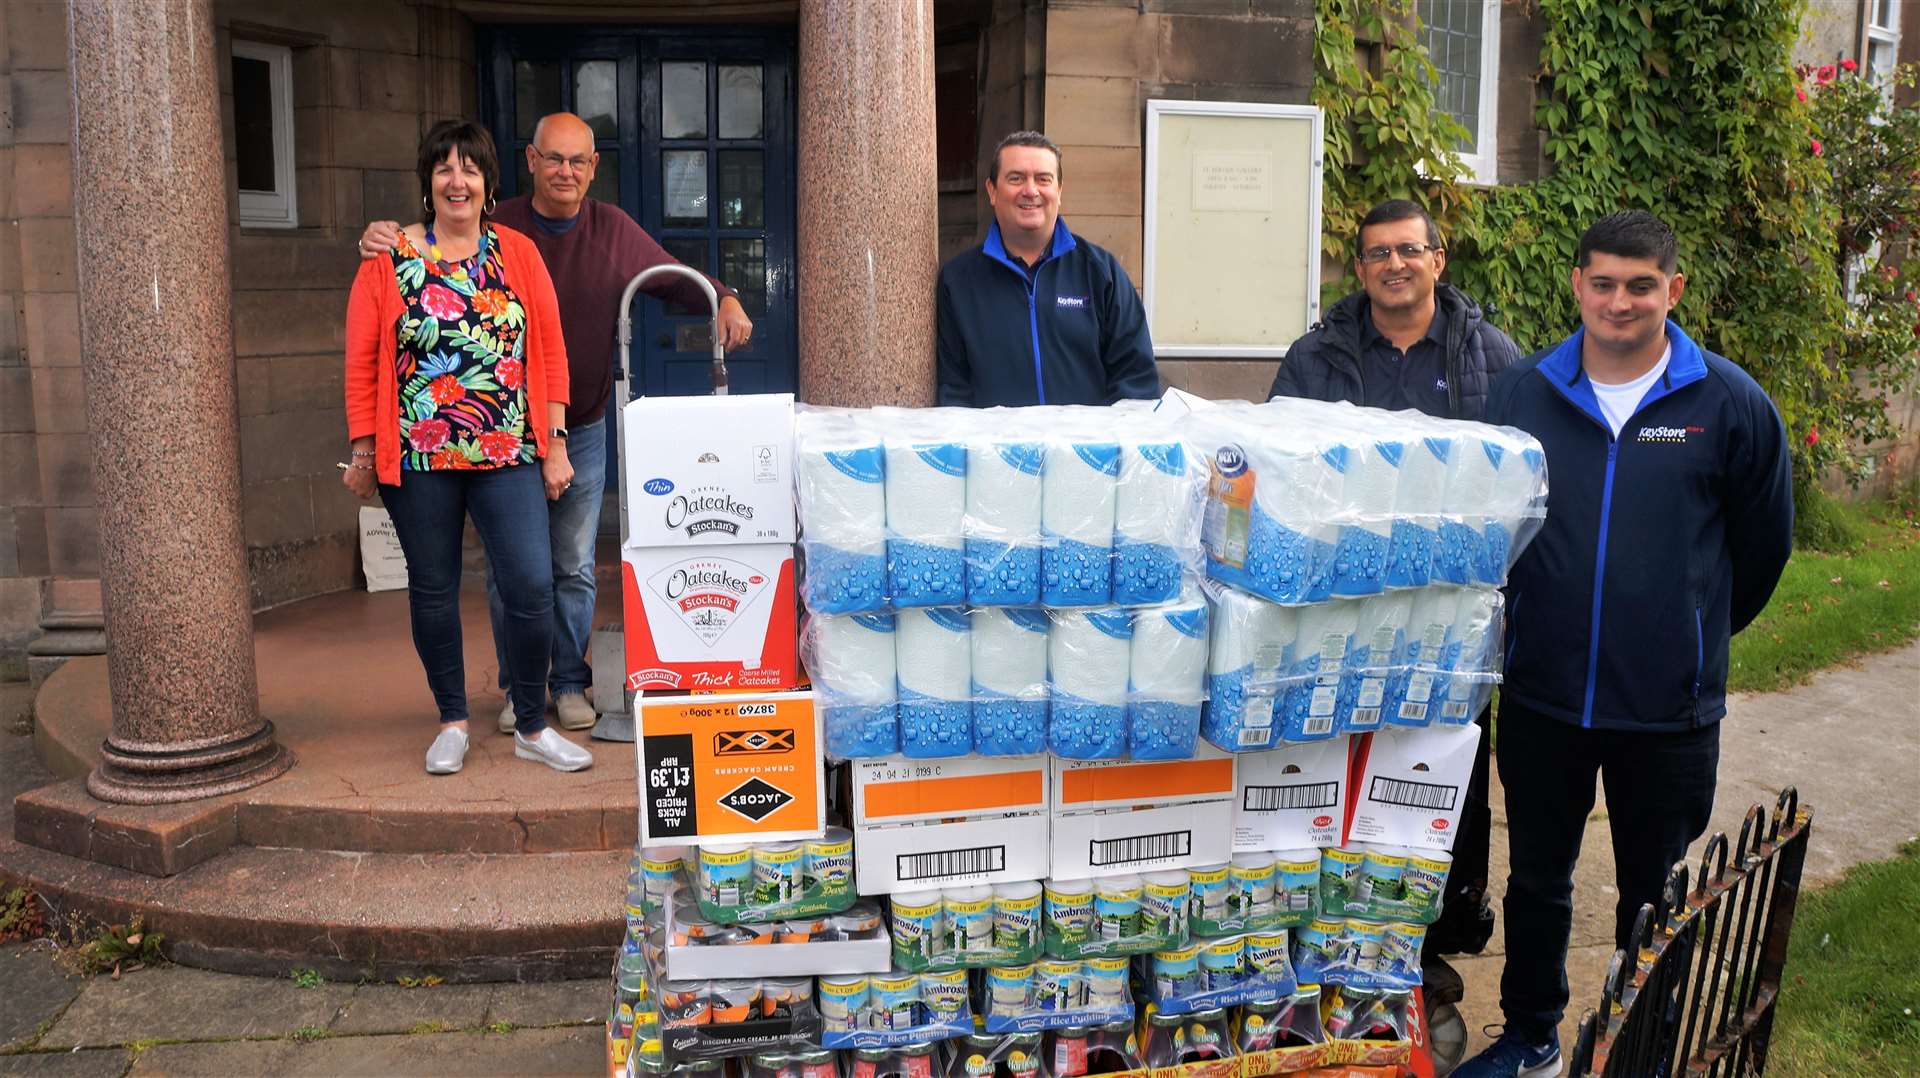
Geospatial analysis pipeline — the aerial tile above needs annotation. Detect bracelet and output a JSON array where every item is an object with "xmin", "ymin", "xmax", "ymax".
[{"xmin": 350, "ymin": 449, "xmax": 375, "ymax": 458}]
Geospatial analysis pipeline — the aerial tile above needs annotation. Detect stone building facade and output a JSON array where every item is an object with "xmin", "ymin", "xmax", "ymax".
[{"xmin": 3, "ymin": 0, "xmax": 1918, "ymax": 680}]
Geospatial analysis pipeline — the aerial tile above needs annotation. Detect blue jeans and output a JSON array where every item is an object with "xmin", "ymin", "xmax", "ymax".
[
  {"xmin": 380, "ymin": 463, "xmax": 554, "ymax": 735},
  {"xmin": 488, "ymin": 416, "xmax": 607, "ymax": 699}
]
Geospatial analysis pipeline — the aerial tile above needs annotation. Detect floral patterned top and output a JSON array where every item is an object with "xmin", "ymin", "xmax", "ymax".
[{"xmin": 390, "ymin": 226, "xmax": 534, "ymax": 470}]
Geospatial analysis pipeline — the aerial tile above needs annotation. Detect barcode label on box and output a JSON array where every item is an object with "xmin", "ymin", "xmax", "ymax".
[
  {"xmin": 1302, "ymin": 713, "xmax": 1334, "ymax": 735},
  {"xmin": 896, "ymin": 845, "xmax": 1006, "ymax": 881},
  {"xmin": 1238, "ymin": 727, "xmax": 1273, "ymax": 748},
  {"xmin": 1368, "ymin": 776, "xmax": 1459, "ymax": 811},
  {"xmin": 1089, "ymin": 830, "xmax": 1191, "ymax": 867},
  {"xmin": 1243, "ymin": 780, "xmax": 1339, "ymax": 812}
]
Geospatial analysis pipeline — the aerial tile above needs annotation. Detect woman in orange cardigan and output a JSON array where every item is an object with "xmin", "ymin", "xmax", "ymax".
[{"xmin": 341, "ymin": 120, "xmax": 592, "ymax": 777}]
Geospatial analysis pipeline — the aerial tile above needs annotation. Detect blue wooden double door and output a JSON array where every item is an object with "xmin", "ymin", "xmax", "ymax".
[{"xmin": 479, "ymin": 26, "xmax": 797, "ymax": 401}]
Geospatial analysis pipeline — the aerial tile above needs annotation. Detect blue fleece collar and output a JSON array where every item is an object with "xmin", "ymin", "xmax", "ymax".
[
  {"xmin": 1540, "ymin": 320, "xmax": 1707, "ymax": 428},
  {"xmin": 983, "ymin": 218, "xmax": 1078, "ymax": 271}
]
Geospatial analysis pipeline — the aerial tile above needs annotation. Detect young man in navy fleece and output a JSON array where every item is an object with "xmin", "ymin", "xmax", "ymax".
[
  {"xmin": 935, "ymin": 131, "xmax": 1160, "ymax": 407},
  {"xmin": 1456, "ymin": 210, "xmax": 1793, "ymax": 1078}
]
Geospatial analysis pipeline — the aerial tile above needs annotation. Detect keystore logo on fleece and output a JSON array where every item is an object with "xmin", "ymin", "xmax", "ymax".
[
  {"xmin": 661, "ymin": 484, "xmax": 758, "ymax": 539},
  {"xmin": 1637, "ymin": 424, "xmax": 1705, "ymax": 444}
]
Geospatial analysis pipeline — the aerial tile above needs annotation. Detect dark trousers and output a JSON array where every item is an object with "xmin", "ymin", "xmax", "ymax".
[
  {"xmin": 1495, "ymin": 697, "xmax": 1720, "ymax": 1042},
  {"xmin": 380, "ymin": 464, "xmax": 554, "ymax": 735}
]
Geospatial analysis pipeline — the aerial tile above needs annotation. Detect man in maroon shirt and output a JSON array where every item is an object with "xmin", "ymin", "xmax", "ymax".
[{"xmin": 359, "ymin": 112, "xmax": 753, "ymax": 734}]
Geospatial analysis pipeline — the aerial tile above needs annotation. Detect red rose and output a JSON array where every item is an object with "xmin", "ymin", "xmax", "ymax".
[
  {"xmin": 1796, "ymin": 86, "xmax": 1808, "ymax": 103},
  {"xmin": 477, "ymin": 430, "xmax": 523, "ymax": 464},
  {"xmin": 1805, "ymin": 428, "xmax": 1818, "ymax": 447},
  {"xmin": 1811, "ymin": 139, "xmax": 1823, "ymax": 156},
  {"xmin": 420, "ymin": 283, "xmax": 465, "ymax": 321},
  {"xmin": 428, "ymin": 374, "xmax": 466, "ymax": 405},
  {"xmin": 496, "ymin": 357, "xmax": 524, "ymax": 391},
  {"xmin": 409, "ymin": 417, "xmax": 451, "ymax": 453},
  {"xmin": 1842, "ymin": 58, "xmax": 1858, "ymax": 72},
  {"xmin": 1817, "ymin": 64, "xmax": 1837, "ymax": 84}
]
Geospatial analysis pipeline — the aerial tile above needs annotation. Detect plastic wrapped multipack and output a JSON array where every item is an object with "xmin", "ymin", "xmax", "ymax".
[
  {"xmin": 1199, "ymin": 583, "xmax": 1503, "ymax": 753},
  {"xmin": 794, "ymin": 405, "xmax": 1207, "ymax": 615},
  {"xmin": 1188, "ymin": 399, "xmax": 1547, "ymax": 605},
  {"xmin": 803, "ymin": 599, "xmax": 1212, "ymax": 761}
]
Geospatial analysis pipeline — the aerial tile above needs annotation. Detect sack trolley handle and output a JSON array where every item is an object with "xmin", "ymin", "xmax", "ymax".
[{"xmin": 616, "ymin": 264, "xmax": 728, "ymax": 398}]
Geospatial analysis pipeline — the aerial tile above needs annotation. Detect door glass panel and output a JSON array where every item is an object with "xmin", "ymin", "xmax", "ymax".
[
  {"xmin": 574, "ymin": 60, "xmax": 618, "ymax": 137},
  {"xmin": 662, "ymin": 61, "xmax": 708, "ymax": 138},
  {"xmin": 515, "ymin": 61, "xmax": 561, "ymax": 139},
  {"xmin": 663, "ymin": 150, "xmax": 709, "ymax": 227},
  {"xmin": 721, "ymin": 238, "xmax": 767, "ymax": 318},
  {"xmin": 717, "ymin": 63, "xmax": 764, "ymax": 139},
  {"xmin": 587, "ymin": 152, "xmax": 619, "ymax": 204},
  {"xmin": 717, "ymin": 150, "xmax": 764, "ymax": 228},
  {"xmin": 661, "ymin": 238, "xmax": 710, "ymax": 316}
]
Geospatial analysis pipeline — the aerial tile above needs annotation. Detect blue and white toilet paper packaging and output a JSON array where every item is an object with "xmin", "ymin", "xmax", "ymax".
[
  {"xmin": 885, "ymin": 443, "xmax": 969, "ymax": 608},
  {"xmin": 793, "ymin": 404, "xmax": 1206, "ymax": 614},
  {"xmin": 1198, "ymin": 581, "xmax": 1505, "ymax": 753},
  {"xmin": 971, "ymin": 607, "xmax": 1051, "ymax": 756},
  {"xmin": 802, "ymin": 599, "xmax": 1213, "ymax": 761},
  {"xmin": 808, "ymin": 611, "xmax": 899, "ymax": 758},
  {"xmin": 795, "ymin": 409, "xmax": 889, "ymax": 615},
  {"xmin": 1190, "ymin": 400, "xmax": 1547, "ymax": 606}
]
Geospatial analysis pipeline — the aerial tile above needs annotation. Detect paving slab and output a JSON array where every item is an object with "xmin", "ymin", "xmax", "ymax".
[
  {"xmin": 126, "ymin": 1026, "xmax": 602, "ymax": 1077},
  {"xmin": 0, "ymin": 945, "xmax": 85, "ymax": 1050},
  {"xmin": 482, "ymin": 978, "xmax": 605, "ymax": 1029},
  {"xmin": 40, "ymin": 966, "xmax": 352, "ymax": 1049},
  {"xmin": 330, "ymin": 982, "xmax": 495, "ymax": 1035},
  {"xmin": 0, "ymin": 1050, "xmax": 128, "ymax": 1077}
]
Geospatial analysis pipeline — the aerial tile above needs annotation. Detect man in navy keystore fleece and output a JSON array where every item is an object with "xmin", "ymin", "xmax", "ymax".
[
  {"xmin": 1455, "ymin": 211, "xmax": 1793, "ymax": 1078},
  {"xmin": 936, "ymin": 131, "xmax": 1160, "ymax": 406}
]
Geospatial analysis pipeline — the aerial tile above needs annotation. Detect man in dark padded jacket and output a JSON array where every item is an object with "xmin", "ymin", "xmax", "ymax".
[
  {"xmin": 1269, "ymin": 198, "xmax": 1522, "ymax": 1006},
  {"xmin": 1269, "ymin": 199, "xmax": 1520, "ymax": 419}
]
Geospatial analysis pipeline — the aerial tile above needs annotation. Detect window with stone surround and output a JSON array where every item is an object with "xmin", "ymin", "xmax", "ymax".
[
  {"xmin": 1419, "ymin": 0, "xmax": 1501, "ymax": 185},
  {"xmin": 1867, "ymin": 0, "xmax": 1901, "ymax": 98},
  {"xmin": 231, "ymin": 40, "xmax": 298, "ymax": 229}
]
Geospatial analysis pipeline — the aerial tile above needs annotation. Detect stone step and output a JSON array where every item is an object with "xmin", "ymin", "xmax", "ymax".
[{"xmin": 2, "ymin": 830, "xmax": 625, "ymax": 983}]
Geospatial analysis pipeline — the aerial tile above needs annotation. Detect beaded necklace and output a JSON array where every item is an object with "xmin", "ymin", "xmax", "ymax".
[{"xmin": 423, "ymin": 224, "xmax": 489, "ymax": 283}]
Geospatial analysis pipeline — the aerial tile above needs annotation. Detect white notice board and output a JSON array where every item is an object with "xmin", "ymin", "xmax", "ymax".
[{"xmin": 1144, "ymin": 101, "xmax": 1323, "ymax": 358}]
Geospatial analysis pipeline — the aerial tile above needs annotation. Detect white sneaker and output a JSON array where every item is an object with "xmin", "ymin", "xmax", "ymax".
[
  {"xmin": 554, "ymin": 691, "xmax": 596, "ymax": 730},
  {"xmin": 514, "ymin": 727, "xmax": 593, "ymax": 772},
  {"xmin": 498, "ymin": 699, "xmax": 517, "ymax": 735},
  {"xmin": 425, "ymin": 726, "xmax": 469, "ymax": 775}
]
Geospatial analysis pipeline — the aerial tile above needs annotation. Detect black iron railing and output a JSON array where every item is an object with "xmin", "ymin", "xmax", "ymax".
[{"xmin": 1569, "ymin": 787, "xmax": 1813, "ymax": 1077}]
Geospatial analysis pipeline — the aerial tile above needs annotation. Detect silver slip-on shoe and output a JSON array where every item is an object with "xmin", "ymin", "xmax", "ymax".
[
  {"xmin": 554, "ymin": 691, "xmax": 596, "ymax": 730},
  {"xmin": 425, "ymin": 726, "xmax": 469, "ymax": 775},
  {"xmin": 514, "ymin": 727, "xmax": 593, "ymax": 772},
  {"xmin": 498, "ymin": 698, "xmax": 517, "ymax": 735}
]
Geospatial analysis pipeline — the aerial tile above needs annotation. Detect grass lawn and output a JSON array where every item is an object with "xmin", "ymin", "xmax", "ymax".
[
  {"xmin": 1769, "ymin": 840, "xmax": 1920, "ymax": 1075},
  {"xmin": 1728, "ymin": 498, "xmax": 1920, "ymax": 694}
]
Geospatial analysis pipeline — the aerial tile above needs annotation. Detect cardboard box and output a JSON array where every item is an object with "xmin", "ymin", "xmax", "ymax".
[
  {"xmin": 1233, "ymin": 736, "xmax": 1354, "ymax": 852},
  {"xmin": 660, "ymin": 892, "xmax": 888, "ymax": 980},
  {"xmin": 623, "ymin": 544, "xmax": 800, "ymax": 692},
  {"xmin": 1049, "ymin": 747, "xmax": 1237, "ymax": 879},
  {"xmin": 851, "ymin": 754, "xmax": 1051, "ymax": 895},
  {"xmin": 1345, "ymin": 725, "xmax": 1478, "ymax": 852},
  {"xmin": 622, "ymin": 393, "xmax": 795, "ymax": 547},
  {"xmin": 636, "ymin": 690, "xmax": 824, "ymax": 845}
]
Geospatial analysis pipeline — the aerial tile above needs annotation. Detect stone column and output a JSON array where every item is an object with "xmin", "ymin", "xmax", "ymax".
[
  {"xmin": 66, "ymin": 0, "xmax": 293, "ymax": 803},
  {"xmin": 796, "ymin": 0, "xmax": 939, "ymax": 407}
]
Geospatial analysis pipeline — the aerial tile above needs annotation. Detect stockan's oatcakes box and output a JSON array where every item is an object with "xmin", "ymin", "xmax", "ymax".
[
  {"xmin": 621, "ymin": 393, "xmax": 796, "ymax": 548},
  {"xmin": 623, "ymin": 543, "xmax": 799, "ymax": 691}
]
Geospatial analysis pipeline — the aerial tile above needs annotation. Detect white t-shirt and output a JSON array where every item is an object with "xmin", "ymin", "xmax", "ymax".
[{"xmin": 1589, "ymin": 345, "xmax": 1671, "ymax": 437}]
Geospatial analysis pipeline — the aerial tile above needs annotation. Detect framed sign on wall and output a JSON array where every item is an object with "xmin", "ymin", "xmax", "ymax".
[{"xmin": 1144, "ymin": 100, "xmax": 1324, "ymax": 358}]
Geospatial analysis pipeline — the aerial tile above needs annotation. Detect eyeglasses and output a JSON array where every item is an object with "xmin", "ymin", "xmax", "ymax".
[
  {"xmin": 1358, "ymin": 242, "xmax": 1440, "ymax": 264},
  {"xmin": 531, "ymin": 147, "xmax": 595, "ymax": 172}
]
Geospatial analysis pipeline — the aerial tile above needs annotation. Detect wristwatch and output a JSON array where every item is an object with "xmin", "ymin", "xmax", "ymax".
[{"xmin": 550, "ymin": 426, "xmax": 569, "ymax": 441}]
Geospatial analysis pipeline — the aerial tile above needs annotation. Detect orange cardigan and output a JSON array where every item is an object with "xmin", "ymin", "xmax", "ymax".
[{"xmin": 343, "ymin": 224, "xmax": 570, "ymax": 487}]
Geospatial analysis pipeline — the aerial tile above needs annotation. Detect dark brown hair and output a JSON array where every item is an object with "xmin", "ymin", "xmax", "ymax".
[
  {"xmin": 415, "ymin": 120, "xmax": 499, "ymax": 226},
  {"xmin": 990, "ymin": 130, "xmax": 1062, "ymax": 183}
]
